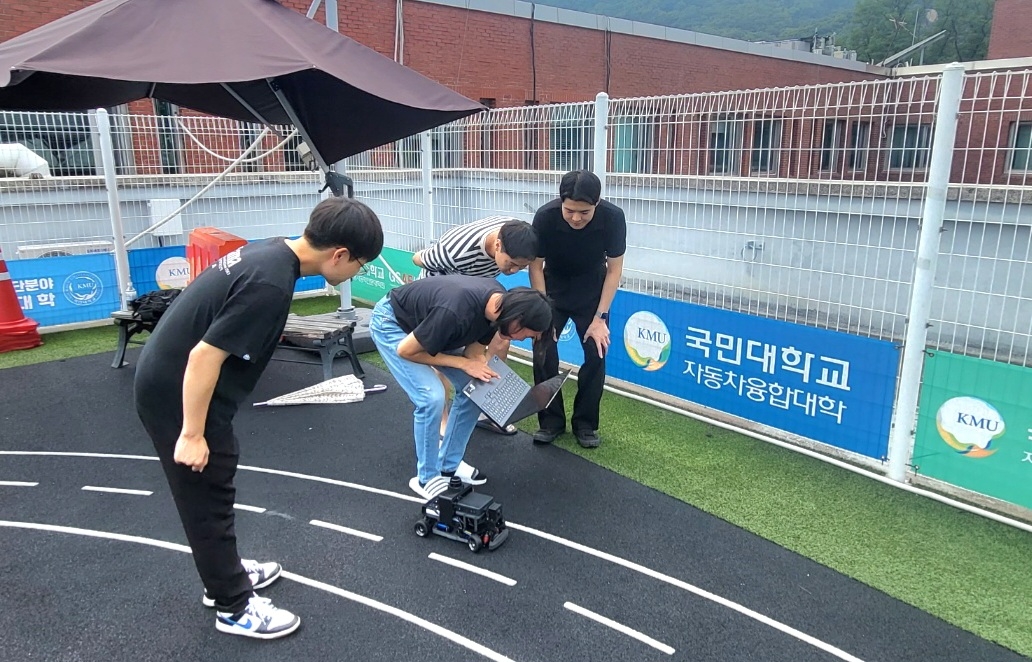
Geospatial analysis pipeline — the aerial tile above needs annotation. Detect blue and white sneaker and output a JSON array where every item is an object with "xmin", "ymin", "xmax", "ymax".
[
  {"xmin": 216, "ymin": 595, "xmax": 300, "ymax": 640},
  {"xmin": 202, "ymin": 559, "xmax": 281, "ymax": 608}
]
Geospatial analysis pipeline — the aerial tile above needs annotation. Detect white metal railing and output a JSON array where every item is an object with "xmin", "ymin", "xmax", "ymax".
[{"xmin": 1, "ymin": 69, "xmax": 1030, "ymax": 520}]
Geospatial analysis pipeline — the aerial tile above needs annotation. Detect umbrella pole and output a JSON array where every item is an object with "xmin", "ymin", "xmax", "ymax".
[{"xmin": 266, "ymin": 77, "xmax": 358, "ymax": 319}]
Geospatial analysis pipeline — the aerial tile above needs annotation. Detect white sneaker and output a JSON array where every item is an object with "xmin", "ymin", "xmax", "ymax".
[
  {"xmin": 202, "ymin": 559, "xmax": 281, "ymax": 607},
  {"xmin": 215, "ymin": 594, "xmax": 300, "ymax": 639},
  {"xmin": 452, "ymin": 460, "xmax": 488, "ymax": 485},
  {"xmin": 408, "ymin": 475, "xmax": 451, "ymax": 500}
]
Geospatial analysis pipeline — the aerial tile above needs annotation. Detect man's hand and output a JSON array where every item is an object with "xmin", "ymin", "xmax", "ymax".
[
  {"xmin": 464, "ymin": 357, "xmax": 500, "ymax": 382},
  {"xmin": 174, "ymin": 433, "xmax": 209, "ymax": 472},
  {"xmin": 583, "ymin": 318, "xmax": 610, "ymax": 358}
]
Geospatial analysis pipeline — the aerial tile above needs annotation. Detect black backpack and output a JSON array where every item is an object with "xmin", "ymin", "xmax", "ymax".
[{"xmin": 129, "ymin": 289, "xmax": 183, "ymax": 324}]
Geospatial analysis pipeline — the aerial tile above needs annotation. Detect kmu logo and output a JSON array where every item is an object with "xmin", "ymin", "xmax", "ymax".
[
  {"xmin": 62, "ymin": 271, "xmax": 104, "ymax": 306},
  {"xmin": 623, "ymin": 311, "xmax": 670, "ymax": 371},
  {"xmin": 155, "ymin": 257, "xmax": 190, "ymax": 289},
  {"xmin": 935, "ymin": 396, "xmax": 1005, "ymax": 458}
]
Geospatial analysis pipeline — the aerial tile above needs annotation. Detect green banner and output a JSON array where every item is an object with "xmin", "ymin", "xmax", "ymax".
[
  {"xmin": 348, "ymin": 246, "xmax": 418, "ymax": 304},
  {"xmin": 913, "ymin": 350, "xmax": 1032, "ymax": 510}
]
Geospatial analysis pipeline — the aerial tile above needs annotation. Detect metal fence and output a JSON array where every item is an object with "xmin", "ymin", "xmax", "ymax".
[{"xmin": 1, "ymin": 65, "xmax": 1030, "ymax": 518}]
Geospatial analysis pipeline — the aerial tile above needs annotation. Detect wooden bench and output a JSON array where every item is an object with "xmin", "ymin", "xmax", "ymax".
[{"xmin": 109, "ymin": 310, "xmax": 364, "ymax": 381}]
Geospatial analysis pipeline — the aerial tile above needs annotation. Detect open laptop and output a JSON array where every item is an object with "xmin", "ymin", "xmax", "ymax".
[{"xmin": 462, "ymin": 355, "xmax": 571, "ymax": 428}]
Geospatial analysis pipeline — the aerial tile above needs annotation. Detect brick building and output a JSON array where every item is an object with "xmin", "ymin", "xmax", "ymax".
[
  {"xmin": 0, "ymin": 0, "xmax": 882, "ymax": 109},
  {"xmin": 988, "ymin": 0, "xmax": 1032, "ymax": 60},
  {"xmin": 1, "ymin": 0, "xmax": 1030, "ymax": 185}
]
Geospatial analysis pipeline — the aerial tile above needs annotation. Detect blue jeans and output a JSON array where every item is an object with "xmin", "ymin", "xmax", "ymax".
[{"xmin": 369, "ymin": 297, "xmax": 481, "ymax": 484}]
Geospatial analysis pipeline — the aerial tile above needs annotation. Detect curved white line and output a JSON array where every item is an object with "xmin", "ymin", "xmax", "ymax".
[
  {"xmin": 0, "ymin": 519, "xmax": 515, "ymax": 662},
  {"xmin": 0, "ymin": 450, "xmax": 864, "ymax": 661},
  {"xmin": 281, "ymin": 571, "xmax": 515, "ymax": 662},
  {"xmin": 0, "ymin": 520, "xmax": 192, "ymax": 553},
  {"xmin": 513, "ymin": 523, "xmax": 863, "ymax": 662}
]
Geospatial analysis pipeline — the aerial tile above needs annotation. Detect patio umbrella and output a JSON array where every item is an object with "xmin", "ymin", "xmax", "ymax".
[
  {"xmin": 0, "ymin": 0, "xmax": 483, "ymax": 176},
  {"xmin": 252, "ymin": 375, "xmax": 386, "ymax": 407}
]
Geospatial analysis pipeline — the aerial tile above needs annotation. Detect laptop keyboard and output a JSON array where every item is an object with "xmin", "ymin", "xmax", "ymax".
[{"xmin": 478, "ymin": 372, "xmax": 526, "ymax": 423}]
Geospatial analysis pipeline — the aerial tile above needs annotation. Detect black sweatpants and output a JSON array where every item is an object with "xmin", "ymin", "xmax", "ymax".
[
  {"xmin": 139, "ymin": 414, "xmax": 252, "ymax": 614},
  {"xmin": 533, "ymin": 276, "xmax": 606, "ymax": 433}
]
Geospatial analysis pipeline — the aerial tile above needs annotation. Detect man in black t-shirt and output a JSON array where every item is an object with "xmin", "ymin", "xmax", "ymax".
[
  {"xmin": 134, "ymin": 197, "xmax": 383, "ymax": 640},
  {"xmin": 529, "ymin": 170, "xmax": 626, "ymax": 449},
  {"xmin": 369, "ymin": 275, "xmax": 553, "ymax": 500}
]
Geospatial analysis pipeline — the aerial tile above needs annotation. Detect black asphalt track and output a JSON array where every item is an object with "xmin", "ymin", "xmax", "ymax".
[{"xmin": 0, "ymin": 350, "xmax": 1026, "ymax": 662}]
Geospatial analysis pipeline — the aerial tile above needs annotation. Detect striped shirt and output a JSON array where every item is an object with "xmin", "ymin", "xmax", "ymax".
[{"xmin": 419, "ymin": 215, "xmax": 520, "ymax": 278}]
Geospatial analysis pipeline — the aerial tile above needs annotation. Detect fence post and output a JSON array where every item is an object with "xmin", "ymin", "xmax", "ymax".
[
  {"xmin": 593, "ymin": 92, "xmax": 609, "ymax": 194},
  {"xmin": 886, "ymin": 62, "xmax": 965, "ymax": 482},
  {"xmin": 94, "ymin": 108, "xmax": 135, "ymax": 309},
  {"xmin": 421, "ymin": 130, "xmax": 434, "ymax": 245}
]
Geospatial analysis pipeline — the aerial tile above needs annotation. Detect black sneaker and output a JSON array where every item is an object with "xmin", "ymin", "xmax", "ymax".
[
  {"xmin": 532, "ymin": 428, "xmax": 564, "ymax": 445},
  {"xmin": 202, "ymin": 559, "xmax": 281, "ymax": 607},
  {"xmin": 574, "ymin": 429, "xmax": 601, "ymax": 448}
]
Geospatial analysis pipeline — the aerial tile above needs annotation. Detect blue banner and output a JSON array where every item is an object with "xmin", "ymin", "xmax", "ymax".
[
  {"xmin": 130, "ymin": 246, "xmax": 189, "ymax": 293},
  {"xmin": 608, "ymin": 290, "xmax": 899, "ymax": 458},
  {"xmin": 7, "ymin": 253, "xmax": 120, "ymax": 327},
  {"xmin": 10, "ymin": 243, "xmax": 330, "ymax": 329}
]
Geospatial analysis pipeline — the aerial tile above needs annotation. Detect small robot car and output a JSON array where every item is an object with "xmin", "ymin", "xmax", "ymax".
[{"xmin": 414, "ymin": 477, "xmax": 509, "ymax": 552}]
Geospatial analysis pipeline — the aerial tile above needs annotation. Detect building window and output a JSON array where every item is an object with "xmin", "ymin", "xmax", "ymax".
[
  {"xmin": 282, "ymin": 132, "xmax": 308, "ymax": 172},
  {"xmin": 888, "ymin": 123, "xmax": 931, "ymax": 170},
  {"xmin": 431, "ymin": 127, "xmax": 462, "ymax": 169},
  {"xmin": 0, "ymin": 111, "xmax": 98, "ymax": 177},
  {"xmin": 1009, "ymin": 122, "xmax": 1032, "ymax": 171},
  {"xmin": 154, "ymin": 100, "xmax": 182, "ymax": 174},
  {"xmin": 750, "ymin": 119, "xmax": 781, "ymax": 174},
  {"xmin": 848, "ymin": 121, "xmax": 870, "ymax": 171},
  {"xmin": 820, "ymin": 119, "xmax": 846, "ymax": 171},
  {"xmin": 238, "ymin": 122, "xmax": 262, "ymax": 173},
  {"xmin": 612, "ymin": 117, "xmax": 652, "ymax": 174},
  {"xmin": 709, "ymin": 116, "xmax": 740, "ymax": 175},
  {"xmin": 550, "ymin": 109, "xmax": 593, "ymax": 172},
  {"xmin": 399, "ymin": 134, "xmax": 420, "ymax": 169}
]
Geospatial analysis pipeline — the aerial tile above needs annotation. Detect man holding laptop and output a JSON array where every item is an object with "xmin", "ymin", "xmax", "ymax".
[
  {"xmin": 369, "ymin": 275, "xmax": 553, "ymax": 500},
  {"xmin": 413, "ymin": 215, "xmax": 539, "ymax": 436}
]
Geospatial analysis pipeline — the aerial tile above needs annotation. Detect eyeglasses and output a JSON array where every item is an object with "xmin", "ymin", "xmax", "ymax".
[{"xmin": 358, "ymin": 261, "xmax": 371, "ymax": 276}]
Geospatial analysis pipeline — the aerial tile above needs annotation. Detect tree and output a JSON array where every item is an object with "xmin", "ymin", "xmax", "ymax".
[{"xmin": 845, "ymin": 0, "xmax": 994, "ymax": 65}]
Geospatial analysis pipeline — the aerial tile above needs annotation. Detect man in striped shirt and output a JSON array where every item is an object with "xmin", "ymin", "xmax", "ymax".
[
  {"xmin": 413, "ymin": 216, "xmax": 539, "ymax": 435},
  {"xmin": 413, "ymin": 216, "xmax": 538, "ymax": 279}
]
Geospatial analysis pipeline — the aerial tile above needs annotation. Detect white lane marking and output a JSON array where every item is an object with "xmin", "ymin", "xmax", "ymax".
[
  {"xmin": 511, "ymin": 523, "xmax": 865, "ymax": 662},
  {"xmin": 0, "ymin": 520, "xmax": 515, "ymax": 662},
  {"xmin": 1, "ymin": 451, "xmax": 158, "ymax": 461},
  {"xmin": 0, "ymin": 481, "xmax": 38, "ymax": 487},
  {"xmin": 564, "ymin": 601, "xmax": 674, "ymax": 655},
  {"xmin": 428, "ymin": 553, "xmax": 517, "ymax": 586},
  {"xmin": 0, "ymin": 520, "xmax": 191, "ymax": 553},
  {"xmin": 234, "ymin": 503, "xmax": 267, "ymax": 513},
  {"xmin": 0, "ymin": 451, "xmax": 863, "ymax": 661},
  {"xmin": 282, "ymin": 571, "xmax": 516, "ymax": 661},
  {"xmin": 310, "ymin": 519, "xmax": 382, "ymax": 542},
  {"xmin": 82, "ymin": 486, "xmax": 153, "ymax": 496}
]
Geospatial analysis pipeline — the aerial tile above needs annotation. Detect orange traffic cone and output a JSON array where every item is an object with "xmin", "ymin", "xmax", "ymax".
[{"xmin": 0, "ymin": 247, "xmax": 42, "ymax": 353}]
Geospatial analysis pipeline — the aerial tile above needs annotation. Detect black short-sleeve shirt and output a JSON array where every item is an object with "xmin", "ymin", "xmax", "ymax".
[
  {"xmin": 388, "ymin": 274, "xmax": 503, "ymax": 356},
  {"xmin": 134, "ymin": 238, "xmax": 299, "ymax": 440},
  {"xmin": 532, "ymin": 198, "xmax": 627, "ymax": 280},
  {"xmin": 532, "ymin": 198, "xmax": 626, "ymax": 311}
]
